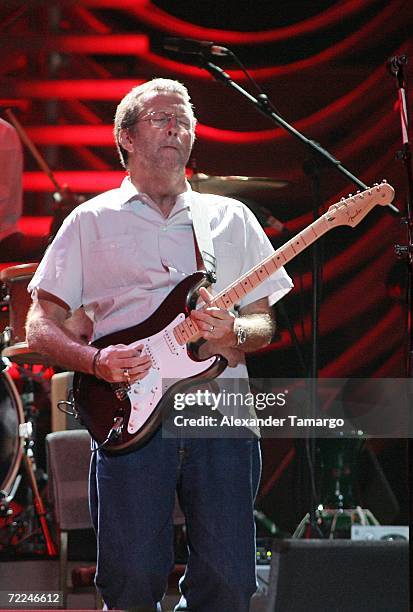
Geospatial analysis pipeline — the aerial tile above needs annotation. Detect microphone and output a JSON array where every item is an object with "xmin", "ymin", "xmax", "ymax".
[{"xmin": 163, "ymin": 37, "xmax": 230, "ymax": 57}]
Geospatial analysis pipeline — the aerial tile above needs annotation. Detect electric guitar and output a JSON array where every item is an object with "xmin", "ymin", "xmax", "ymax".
[{"xmin": 72, "ymin": 182, "xmax": 395, "ymax": 453}]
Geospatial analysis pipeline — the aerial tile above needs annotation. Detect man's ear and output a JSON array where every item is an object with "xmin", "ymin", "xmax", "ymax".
[{"xmin": 118, "ymin": 128, "xmax": 134, "ymax": 153}]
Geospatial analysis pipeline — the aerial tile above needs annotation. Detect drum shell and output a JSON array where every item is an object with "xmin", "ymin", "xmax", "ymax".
[
  {"xmin": 0, "ymin": 369, "xmax": 24, "ymax": 495},
  {"xmin": 0, "ymin": 263, "xmax": 38, "ymax": 345}
]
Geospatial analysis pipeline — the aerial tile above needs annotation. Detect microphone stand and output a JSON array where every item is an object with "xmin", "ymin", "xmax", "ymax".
[
  {"xmin": 387, "ymin": 54, "xmax": 412, "ymax": 594},
  {"xmin": 388, "ymin": 55, "xmax": 413, "ymax": 377},
  {"xmin": 200, "ymin": 59, "xmax": 400, "ymax": 210},
  {"xmin": 199, "ymin": 57, "xmax": 399, "ymax": 535}
]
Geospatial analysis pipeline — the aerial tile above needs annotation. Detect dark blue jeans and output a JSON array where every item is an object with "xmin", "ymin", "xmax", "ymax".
[{"xmin": 89, "ymin": 427, "xmax": 261, "ymax": 612}]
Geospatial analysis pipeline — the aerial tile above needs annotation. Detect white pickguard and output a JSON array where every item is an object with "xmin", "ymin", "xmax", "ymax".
[{"xmin": 125, "ymin": 313, "xmax": 215, "ymax": 434}]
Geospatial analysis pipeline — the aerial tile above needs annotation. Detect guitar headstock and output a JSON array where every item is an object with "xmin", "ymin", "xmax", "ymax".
[{"xmin": 325, "ymin": 181, "xmax": 395, "ymax": 228}]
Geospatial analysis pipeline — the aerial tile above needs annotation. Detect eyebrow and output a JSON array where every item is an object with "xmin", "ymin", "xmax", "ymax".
[{"xmin": 142, "ymin": 109, "xmax": 191, "ymax": 116}]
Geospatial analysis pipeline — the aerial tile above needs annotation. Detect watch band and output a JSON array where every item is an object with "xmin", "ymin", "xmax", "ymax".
[{"xmin": 235, "ymin": 324, "xmax": 247, "ymax": 346}]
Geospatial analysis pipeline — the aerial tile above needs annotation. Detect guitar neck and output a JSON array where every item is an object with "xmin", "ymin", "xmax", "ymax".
[{"xmin": 175, "ymin": 211, "xmax": 333, "ymax": 345}]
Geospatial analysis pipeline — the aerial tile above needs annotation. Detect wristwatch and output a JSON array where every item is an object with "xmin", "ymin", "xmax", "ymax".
[{"xmin": 235, "ymin": 324, "xmax": 247, "ymax": 346}]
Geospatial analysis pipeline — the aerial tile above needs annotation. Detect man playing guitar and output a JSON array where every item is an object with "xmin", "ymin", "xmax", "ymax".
[{"xmin": 26, "ymin": 78, "xmax": 292, "ymax": 612}]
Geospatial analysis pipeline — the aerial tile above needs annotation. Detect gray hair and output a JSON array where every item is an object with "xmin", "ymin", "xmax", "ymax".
[{"xmin": 114, "ymin": 78, "xmax": 196, "ymax": 168}]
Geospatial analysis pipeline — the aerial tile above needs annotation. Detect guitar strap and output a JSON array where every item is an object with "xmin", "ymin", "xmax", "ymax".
[{"xmin": 189, "ymin": 190, "xmax": 216, "ymax": 281}]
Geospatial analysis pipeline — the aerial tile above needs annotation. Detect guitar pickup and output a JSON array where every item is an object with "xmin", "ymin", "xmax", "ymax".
[{"xmin": 163, "ymin": 330, "xmax": 179, "ymax": 356}]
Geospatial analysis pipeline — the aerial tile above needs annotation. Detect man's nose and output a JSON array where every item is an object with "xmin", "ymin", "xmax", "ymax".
[{"xmin": 166, "ymin": 117, "xmax": 179, "ymax": 134}]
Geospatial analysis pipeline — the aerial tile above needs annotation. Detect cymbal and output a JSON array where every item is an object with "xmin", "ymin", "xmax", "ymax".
[
  {"xmin": 2, "ymin": 343, "xmax": 54, "ymax": 367},
  {"xmin": 189, "ymin": 173, "xmax": 289, "ymax": 196}
]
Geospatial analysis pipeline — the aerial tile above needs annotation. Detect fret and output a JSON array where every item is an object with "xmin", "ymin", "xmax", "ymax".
[
  {"xmin": 252, "ymin": 269, "xmax": 262, "ymax": 286},
  {"xmin": 291, "ymin": 236, "xmax": 306, "ymax": 255},
  {"xmin": 274, "ymin": 251, "xmax": 287, "ymax": 265},
  {"xmin": 232, "ymin": 281, "xmax": 247, "ymax": 298},
  {"xmin": 213, "ymin": 296, "xmax": 226, "ymax": 309},
  {"xmin": 173, "ymin": 323, "xmax": 185, "ymax": 345},
  {"xmin": 300, "ymin": 228, "xmax": 312, "ymax": 246},
  {"xmin": 263, "ymin": 259, "xmax": 278, "ymax": 275},
  {"xmin": 256, "ymin": 265, "xmax": 269, "ymax": 280},
  {"xmin": 205, "ymin": 283, "xmax": 242, "ymax": 312},
  {"xmin": 240, "ymin": 275, "xmax": 254, "ymax": 291},
  {"xmin": 186, "ymin": 317, "xmax": 199, "ymax": 335},
  {"xmin": 289, "ymin": 241, "xmax": 298, "ymax": 255},
  {"xmin": 247, "ymin": 271, "xmax": 260, "ymax": 288},
  {"xmin": 280, "ymin": 244, "xmax": 296, "ymax": 262},
  {"xmin": 228, "ymin": 286, "xmax": 241, "ymax": 303},
  {"xmin": 181, "ymin": 320, "xmax": 193, "ymax": 341},
  {"xmin": 181, "ymin": 323, "xmax": 191, "ymax": 342},
  {"xmin": 310, "ymin": 224, "xmax": 319, "ymax": 239},
  {"xmin": 215, "ymin": 293, "xmax": 233, "ymax": 310}
]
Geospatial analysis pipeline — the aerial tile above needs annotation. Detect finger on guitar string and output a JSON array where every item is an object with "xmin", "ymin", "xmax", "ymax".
[
  {"xmin": 191, "ymin": 286, "xmax": 237, "ymax": 341},
  {"xmin": 122, "ymin": 356, "xmax": 153, "ymax": 382},
  {"xmin": 95, "ymin": 343, "xmax": 152, "ymax": 383},
  {"xmin": 191, "ymin": 308, "xmax": 236, "ymax": 341},
  {"xmin": 198, "ymin": 285, "xmax": 214, "ymax": 305}
]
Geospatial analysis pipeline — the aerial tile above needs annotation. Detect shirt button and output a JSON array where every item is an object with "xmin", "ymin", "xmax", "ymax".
[{"xmin": 162, "ymin": 227, "xmax": 167, "ymax": 232}]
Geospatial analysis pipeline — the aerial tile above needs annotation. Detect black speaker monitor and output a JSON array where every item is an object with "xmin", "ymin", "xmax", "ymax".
[{"xmin": 265, "ymin": 540, "xmax": 408, "ymax": 612}]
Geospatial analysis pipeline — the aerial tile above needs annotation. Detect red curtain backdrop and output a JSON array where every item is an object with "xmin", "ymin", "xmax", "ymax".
[{"xmin": 0, "ymin": 0, "xmax": 411, "ymax": 378}]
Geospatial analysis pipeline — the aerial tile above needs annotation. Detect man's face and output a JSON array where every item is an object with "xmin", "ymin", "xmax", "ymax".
[{"xmin": 125, "ymin": 92, "xmax": 195, "ymax": 174}]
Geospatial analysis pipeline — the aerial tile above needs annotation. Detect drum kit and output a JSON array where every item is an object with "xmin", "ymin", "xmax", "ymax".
[{"xmin": 0, "ymin": 263, "xmax": 57, "ymax": 556}]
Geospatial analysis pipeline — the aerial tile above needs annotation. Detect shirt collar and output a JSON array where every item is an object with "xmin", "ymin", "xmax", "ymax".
[
  {"xmin": 174, "ymin": 181, "xmax": 192, "ymax": 213},
  {"xmin": 119, "ymin": 175, "xmax": 141, "ymax": 207},
  {"xmin": 119, "ymin": 175, "xmax": 192, "ymax": 215}
]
